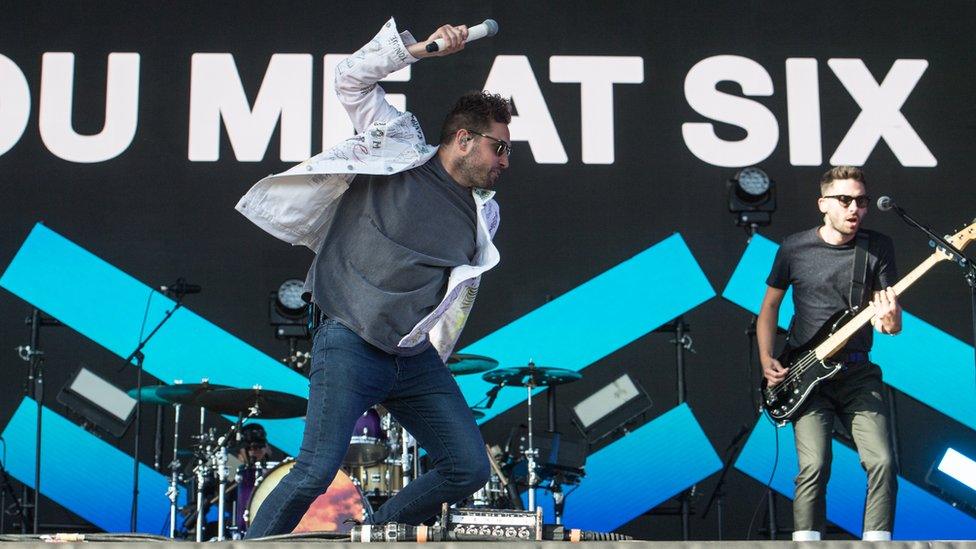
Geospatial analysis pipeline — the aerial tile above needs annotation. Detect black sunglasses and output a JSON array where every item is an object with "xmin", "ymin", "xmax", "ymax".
[
  {"xmin": 823, "ymin": 194, "xmax": 871, "ymax": 208},
  {"xmin": 464, "ymin": 129, "xmax": 512, "ymax": 157}
]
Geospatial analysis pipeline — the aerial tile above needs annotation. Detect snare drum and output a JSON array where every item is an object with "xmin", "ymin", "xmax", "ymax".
[
  {"xmin": 352, "ymin": 460, "xmax": 404, "ymax": 501},
  {"xmin": 343, "ymin": 408, "xmax": 389, "ymax": 466},
  {"xmin": 246, "ymin": 459, "xmax": 366, "ymax": 533}
]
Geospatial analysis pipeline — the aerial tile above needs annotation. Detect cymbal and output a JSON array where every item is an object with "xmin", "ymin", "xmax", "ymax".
[
  {"xmin": 127, "ymin": 382, "xmax": 230, "ymax": 406},
  {"xmin": 127, "ymin": 385, "xmax": 173, "ymax": 405},
  {"xmin": 446, "ymin": 353, "xmax": 499, "ymax": 376},
  {"xmin": 471, "ymin": 408, "xmax": 486, "ymax": 420},
  {"xmin": 195, "ymin": 388, "xmax": 308, "ymax": 419},
  {"xmin": 481, "ymin": 365, "xmax": 582, "ymax": 387}
]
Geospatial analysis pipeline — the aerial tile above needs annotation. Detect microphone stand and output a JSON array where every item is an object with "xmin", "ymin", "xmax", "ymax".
[
  {"xmin": 700, "ymin": 424, "xmax": 750, "ymax": 540},
  {"xmin": 887, "ymin": 205, "xmax": 976, "ymax": 374},
  {"xmin": 128, "ymin": 291, "xmax": 185, "ymax": 533},
  {"xmin": 17, "ymin": 309, "xmax": 61, "ymax": 534},
  {"xmin": 26, "ymin": 309, "xmax": 42, "ymax": 535}
]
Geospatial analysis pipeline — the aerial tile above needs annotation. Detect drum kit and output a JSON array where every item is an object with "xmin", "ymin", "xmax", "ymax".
[
  {"xmin": 128, "ymin": 355, "xmax": 586, "ymax": 541},
  {"xmin": 129, "ymin": 381, "xmax": 310, "ymax": 541}
]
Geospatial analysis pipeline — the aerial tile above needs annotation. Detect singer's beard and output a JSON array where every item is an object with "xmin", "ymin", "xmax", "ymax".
[{"xmin": 454, "ymin": 154, "xmax": 497, "ymax": 189}]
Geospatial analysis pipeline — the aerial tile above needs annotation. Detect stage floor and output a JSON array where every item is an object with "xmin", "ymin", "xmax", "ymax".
[{"xmin": 1, "ymin": 537, "xmax": 975, "ymax": 548}]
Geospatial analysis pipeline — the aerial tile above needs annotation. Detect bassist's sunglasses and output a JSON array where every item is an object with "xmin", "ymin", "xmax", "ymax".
[{"xmin": 823, "ymin": 194, "xmax": 871, "ymax": 208}]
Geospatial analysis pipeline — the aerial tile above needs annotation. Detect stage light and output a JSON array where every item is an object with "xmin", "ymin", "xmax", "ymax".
[
  {"xmin": 571, "ymin": 373, "xmax": 652, "ymax": 444},
  {"xmin": 939, "ymin": 448, "xmax": 976, "ymax": 490},
  {"xmin": 269, "ymin": 278, "xmax": 310, "ymax": 339},
  {"xmin": 56, "ymin": 366, "xmax": 136, "ymax": 438},
  {"xmin": 728, "ymin": 166, "xmax": 776, "ymax": 233},
  {"xmin": 926, "ymin": 446, "xmax": 976, "ymax": 512}
]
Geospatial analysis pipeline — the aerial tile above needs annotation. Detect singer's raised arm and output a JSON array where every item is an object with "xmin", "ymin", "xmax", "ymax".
[
  {"xmin": 335, "ymin": 19, "xmax": 468, "ymax": 133},
  {"xmin": 334, "ymin": 18, "xmax": 417, "ymax": 133}
]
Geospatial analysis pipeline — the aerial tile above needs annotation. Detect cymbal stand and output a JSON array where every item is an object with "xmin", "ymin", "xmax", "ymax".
[
  {"xmin": 214, "ymin": 410, "xmax": 252, "ymax": 541},
  {"xmin": 523, "ymin": 362, "xmax": 539, "ymax": 512},
  {"xmin": 191, "ymin": 379, "xmax": 210, "ymax": 542},
  {"xmin": 214, "ymin": 442, "xmax": 228, "ymax": 541},
  {"xmin": 400, "ymin": 428, "xmax": 413, "ymax": 486},
  {"xmin": 544, "ymin": 385, "xmax": 568, "ymax": 524},
  {"xmin": 193, "ymin": 437, "xmax": 208, "ymax": 542},
  {"xmin": 166, "ymin": 397, "xmax": 182, "ymax": 539}
]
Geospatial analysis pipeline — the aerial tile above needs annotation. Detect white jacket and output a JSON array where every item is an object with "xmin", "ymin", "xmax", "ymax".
[{"xmin": 235, "ymin": 18, "xmax": 501, "ymax": 361}]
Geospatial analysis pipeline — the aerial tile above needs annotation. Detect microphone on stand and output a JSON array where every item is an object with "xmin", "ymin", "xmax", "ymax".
[
  {"xmin": 878, "ymin": 196, "xmax": 970, "ymax": 268},
  {"xmin": 484, "ymin": 383, "xmax": 503, "ymax": 409},
  {"xmin": 159, "ymin": 278, "xmax": 202, "ymax": 296}
]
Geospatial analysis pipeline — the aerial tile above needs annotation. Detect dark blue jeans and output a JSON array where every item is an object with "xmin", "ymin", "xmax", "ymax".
[{"xmin": 245, "ymin": 319, "xmax": 490, "ymax": 538}]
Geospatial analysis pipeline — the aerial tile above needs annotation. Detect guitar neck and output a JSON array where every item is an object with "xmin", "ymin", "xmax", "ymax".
[{"xmin": 813, "ymin": 251, "xmax": 943, "ymax": 360}]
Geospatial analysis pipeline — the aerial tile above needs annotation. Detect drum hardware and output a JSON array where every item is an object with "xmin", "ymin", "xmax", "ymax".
[
  {"xmin": 464, "ymin": 445, "xmax": 510, "ymax": 509},
  {"xmin": 192, "ymin": 386, "xmax": 311, "ymax": 539},
  {"xmin": 128, "ymin": 380, "xmax": 230, "ymax": 540},
  {"xmin": 481, "ymin": 363, "xmax": 582, "ymax": 516},
  {"xmin": 132, "ymin": 380, "xmax": 311, "ymax": 540},
  {"xmin": 205, "ymin": 398, "xmax": 274, "ymax": 541},
  {"xmin": 165, "ymin": 399, "xmax": 181, "ymax": 539},
  {"xmin": 193, "ymin": 386, "xmax": 309, "ymax": 419}
]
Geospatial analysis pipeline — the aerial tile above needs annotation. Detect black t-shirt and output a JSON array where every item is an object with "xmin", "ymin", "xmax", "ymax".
[{"xmin": 766, "ymin": 227, "xmax": 897, "ymax": 352}]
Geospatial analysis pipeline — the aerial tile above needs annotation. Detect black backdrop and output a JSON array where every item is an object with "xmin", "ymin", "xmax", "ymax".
[{"xmin": 2, "ymin": 0, "xmax": 975, "ymax": 539}]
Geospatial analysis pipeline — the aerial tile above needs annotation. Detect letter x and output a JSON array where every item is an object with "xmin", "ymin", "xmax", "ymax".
[{"xmin": 828, "ymin": 58, "xmax": 936, "ymax": 167}]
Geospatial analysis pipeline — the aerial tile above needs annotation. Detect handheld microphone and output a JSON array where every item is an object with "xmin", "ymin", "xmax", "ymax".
[
  {"xmin": 426, "ymin": 19, "xmax": 499, "ymax": 53},
  {"xmin": 877, "ymin": 196, "xmax": 895, "ymax": 211},
  {"xmin": 159, "ymin": 279, "xmax": 202, "ymax": 295}
]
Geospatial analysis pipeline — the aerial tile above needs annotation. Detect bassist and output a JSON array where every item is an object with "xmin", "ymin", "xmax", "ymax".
[{"xmin": 757, "ymin": 166, "xmax": 902, "ymax": 541}]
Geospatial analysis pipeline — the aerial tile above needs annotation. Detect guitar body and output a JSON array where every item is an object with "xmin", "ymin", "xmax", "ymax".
[{"xmin": 761, "ymin": 309, "xmax": 852, "ymax": 426}]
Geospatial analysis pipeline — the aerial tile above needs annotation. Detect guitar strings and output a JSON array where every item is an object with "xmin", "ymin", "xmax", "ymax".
[{"xmin": 766, "ymin": 352, "xmax": 819, "ymax": 399}]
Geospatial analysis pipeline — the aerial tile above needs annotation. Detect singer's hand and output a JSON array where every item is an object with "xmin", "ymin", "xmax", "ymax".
[{"xmin": 408, "ymin": 24, "xmax": 468, "ymax": 58}]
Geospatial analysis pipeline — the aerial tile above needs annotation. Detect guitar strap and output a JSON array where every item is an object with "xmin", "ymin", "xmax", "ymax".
[{"xmin": 849, "ymin": 230, "xmax": 871, "ymax": 311}]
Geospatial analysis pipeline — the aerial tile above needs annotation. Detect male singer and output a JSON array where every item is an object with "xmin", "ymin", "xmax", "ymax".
[{"xmin": 236, "ymin": 18, "xmax": 512, "ymax": 536}]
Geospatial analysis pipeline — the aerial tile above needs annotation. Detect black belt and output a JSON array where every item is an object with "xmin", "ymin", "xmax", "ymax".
[{"xmin": 842, "ymin": 351, "xmax": 869, "ymax": 365}]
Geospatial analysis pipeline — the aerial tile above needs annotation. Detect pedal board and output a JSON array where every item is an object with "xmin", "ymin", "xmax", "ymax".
[{"xmin": 349, "ymin": 505, "xmax": 632, "ymax": 542}]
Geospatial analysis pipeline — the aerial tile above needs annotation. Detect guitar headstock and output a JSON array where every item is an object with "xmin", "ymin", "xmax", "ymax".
[{"xmin": 947, "ymin": 219, "xmax": 976, "ymax": 251}]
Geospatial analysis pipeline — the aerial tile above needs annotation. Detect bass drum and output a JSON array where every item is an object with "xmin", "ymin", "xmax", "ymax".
[{"xmin": 246, "ymin": 459, "xmax": 367, "ymax": 533}]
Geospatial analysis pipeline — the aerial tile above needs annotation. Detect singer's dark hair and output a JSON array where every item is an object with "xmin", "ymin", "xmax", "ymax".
[
  {"xmin": 820, "ymin": 165, "xmax": 866, "ymax": 194},
  {"xmin": 439, "ymin": 91, "xmax": 512, "ymax": 145}
]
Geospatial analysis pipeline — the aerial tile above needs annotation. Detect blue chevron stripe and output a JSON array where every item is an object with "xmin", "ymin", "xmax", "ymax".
[
  {"xmin": 735, "ymin": 415, "xmax": 976, "ymax": 539},
  {"xmin": 1, "ymin": 398, "xmax": 174, "ymax": 533},
  {"xmin": 459, "ymin": 233, "xmax": 716, "ymax": 424},
  {"xmin": 528, "ymin": 404, "xmax": 721, "ymax": 531},
  {"xmin": 0, "ymin": 223, "xmax": 307, "ymax": 455},
  {"xmin": 722, "ymin": 234, "xmax": 976, "ymax": 431}
]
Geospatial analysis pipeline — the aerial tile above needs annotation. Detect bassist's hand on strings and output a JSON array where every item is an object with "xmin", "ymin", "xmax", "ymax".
[
  {"xmin": 761, "ymin": 355, "xmax": 789, "ymax": 387},
  {"xmin": 870, "ymin": 287, "xmax": 902, "ymax": 335}
]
